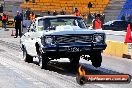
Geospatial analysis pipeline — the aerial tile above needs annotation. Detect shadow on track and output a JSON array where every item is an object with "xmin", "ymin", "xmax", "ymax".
[{"xmin": 33, "ymin": 59, "xmax": 125, "ymax": 77}]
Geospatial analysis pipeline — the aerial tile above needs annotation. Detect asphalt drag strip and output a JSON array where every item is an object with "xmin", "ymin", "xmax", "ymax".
[{"xmin": 0, "ymin": 38, "xmax": 132, "ymax": 88}]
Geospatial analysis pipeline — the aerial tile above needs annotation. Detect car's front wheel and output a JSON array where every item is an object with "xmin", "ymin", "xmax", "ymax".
[
  {"xmin": 23, "ymin": 47, "xmax": 33, "ymax": 63},
  {"xmin": 70, "ymin": 56, "xmax": 80, "ymax": 68},
  {"xmin": 70, "ymin": 57, "xmax": 80, "ymax": 65},
  {"xmin": 39, "ymin": 53, "xmax": 49, "ymax": 69},
  {"xmin": 90, "ymin": 52, "xmax": 102, "ymax": 68}
]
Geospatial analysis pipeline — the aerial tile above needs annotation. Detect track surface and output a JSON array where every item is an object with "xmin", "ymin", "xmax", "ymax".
[{"xmin": 0, "ymin": 29, "xmax": 131, "ymax": 88}]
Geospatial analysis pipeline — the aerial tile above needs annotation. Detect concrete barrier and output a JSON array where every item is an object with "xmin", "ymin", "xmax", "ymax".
[
  {"xmin": 0, "ymin": 19, "xmax": 15, "ymax": 28},
  {"xmin": 103, "ymin": 40, "xmax": 132, "ymax": 59}
]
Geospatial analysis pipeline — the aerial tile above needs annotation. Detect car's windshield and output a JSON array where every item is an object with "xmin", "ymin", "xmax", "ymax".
[{"xmin": 43, "ymin": 17, "xmax": 87, "ymax": 30}]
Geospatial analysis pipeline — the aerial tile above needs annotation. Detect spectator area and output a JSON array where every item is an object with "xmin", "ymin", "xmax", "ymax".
[
  {"xmin": 20, "ymin": 0, "xmax": 109, "ymax": 14},
  {"xmin": 118, "ymin": 0, "xmax": 132, "ymax": 20}
]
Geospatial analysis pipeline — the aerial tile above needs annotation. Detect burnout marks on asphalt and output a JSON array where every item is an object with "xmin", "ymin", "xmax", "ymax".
[
  {"xmin": 0, "ymin": 39, "xmax": 21, "ymax": 52},
  {"xmin": 0, "ymin": 49, "xmax": 6, "ymax": 52}
]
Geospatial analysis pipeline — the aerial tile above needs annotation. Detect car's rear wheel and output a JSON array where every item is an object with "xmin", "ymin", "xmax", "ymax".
[
  {"xmin": 23, "ymin": 47, "xmax": 33, "ymax": 63},
  {"xmin": 90, "ymin": 52, "xmax": 102, "ymax": 68}
]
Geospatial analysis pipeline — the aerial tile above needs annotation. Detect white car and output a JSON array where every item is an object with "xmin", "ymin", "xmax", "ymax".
[{"xmin": 20, "ymin": 15, "xmax": 107, "ymax": 69}]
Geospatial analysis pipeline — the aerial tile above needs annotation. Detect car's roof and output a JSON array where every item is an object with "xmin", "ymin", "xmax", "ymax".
[
  {"xmin": 107, "ymin": 20, "xmax": 127, "ymax": 22},
  {"xmin": 110, "ymin": 20, "xmax": 124, "ymax": 22},
  {"xmin": 104, "ymin": 20, "xmax": 128, "ymax": 25},
  {"xmin": 35, "ymin": 15, "xmax": 82, "ymax": 20}
]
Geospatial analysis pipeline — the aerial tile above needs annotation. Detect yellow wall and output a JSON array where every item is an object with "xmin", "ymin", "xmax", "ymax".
[{"xmin": 103, "ymin": 40, "xmax": 132, "ymax": 59}]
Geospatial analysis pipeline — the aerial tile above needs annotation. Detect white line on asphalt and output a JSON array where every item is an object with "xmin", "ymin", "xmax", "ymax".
[{"xmin": 95, "ymin": 84, "xmax": 111, "ymax": 88}]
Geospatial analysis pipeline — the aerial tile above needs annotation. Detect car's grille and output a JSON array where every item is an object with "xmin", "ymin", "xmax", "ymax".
[{"xmin": 55, "ymin": 35, "xmax": 93, "ymax": 43}]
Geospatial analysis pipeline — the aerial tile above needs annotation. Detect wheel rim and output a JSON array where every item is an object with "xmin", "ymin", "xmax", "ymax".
[
  {"xmin": 38, "ymin": 53, "xmax": 42, "ymax": 67},
  {"xmin": 23, "ymin": 48, "xmax": 26, "ymax": 61},
  {"xmin": 91, "ymin": 54, "xmax": 102, "ymax": 68}
]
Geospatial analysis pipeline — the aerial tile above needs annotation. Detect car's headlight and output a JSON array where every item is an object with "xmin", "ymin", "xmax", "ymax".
[
  {"xmin": 94, "ymin": 34, "xmax": 104, "ymax": 43},
  {"xmin": 45, "ymin": 37, "xmax": 53, "ymax": 44},
  {"xmin": 41, "ymin": 36, "xmax": 56, "ymax": 45}
]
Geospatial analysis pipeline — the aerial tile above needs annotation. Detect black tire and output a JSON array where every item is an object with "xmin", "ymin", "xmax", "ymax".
[
  {"xmin": 90, "ymin": 52, "xmax": 102, "ymax": 68},
  {"xmin": 23, "ymin": 47, "xmax": 33, "ymax": 63},
  {"xmin": 69, "ymin": 56, "xmax": 80, "ymax": 72},
  {"xmin": 70, "ymin": 55, "xmax": 80, "ymax": 65},
  {"xmin": 36, "ymin": 45, "xmax": 42, "ymax": 66},
  {"xmin": 36, "ymin": 45, "xmax": 49, "ymax": 69},
  {"xmin": 38, "ymin": 53, "xmax": 42, "ymax": 66},
  {"xmin": 41, "ymin": 53, "xmax": 49, "ymax": 69}
]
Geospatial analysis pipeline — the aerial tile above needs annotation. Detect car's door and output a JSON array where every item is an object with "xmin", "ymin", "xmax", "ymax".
[
  {"xmin": 116, "ymin": 21, "xmax": 128, "ymax": 31},
  {"xmin": 120, "ymin": 21, "xmax": 130, "ymax": 31},
  {"xmin": 110, "ymin": 21, "xmax": 119, "ymax": 31},
  {"xmin": 32, "ymin": 19, "xmax": 44, "ymax": 42},
  {"xmin": 28, "ymin": 19, "xmax": 44, "ymax": 56},
  {"xmin": 24, "ymin": 21, "xmax": 37, "ymax": 56}
]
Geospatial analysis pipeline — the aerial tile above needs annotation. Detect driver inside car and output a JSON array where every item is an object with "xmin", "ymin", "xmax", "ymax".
[{"xmin": 44, "ymin": 20, "xmax": 51, "ymax": 30}]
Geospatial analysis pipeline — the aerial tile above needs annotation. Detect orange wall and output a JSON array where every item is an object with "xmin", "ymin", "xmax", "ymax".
[{"xmin": 20, "ymin": 0, "xmax": 109, "ymax": 14}]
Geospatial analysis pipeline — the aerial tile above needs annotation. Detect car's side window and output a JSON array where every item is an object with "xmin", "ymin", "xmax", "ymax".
[
  {"xmin": 119, "ymin": 21, "xmax": 127, "ymax": 27},
  {"xmin": 38, "ymin": 19, "xmax": 43, "ymax": 26},
  {"xmin": 119, "ymin": 22, "xmax": 124, "ymax": 27},
  {"xmin": 121, "ymin": 21, "xmax": 126, "ymax": 27},
  {"xmin": 37, "ymin": 19, "xmax": 44, "ymax": 31},
  {"xmin": 113, "ymin": 21, "xmax": 119, "ymax": 26},
  {"xmin": 44, "ymin": 19, "xmax": 51, "ymax": 30}
]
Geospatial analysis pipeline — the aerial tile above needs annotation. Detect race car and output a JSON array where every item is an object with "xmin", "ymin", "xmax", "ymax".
[{"xmin": 20, "ymin": 15, "xmax": 107, "ymax": 69}]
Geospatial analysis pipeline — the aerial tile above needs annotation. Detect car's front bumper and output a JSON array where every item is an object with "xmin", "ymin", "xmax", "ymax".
[{"xmin": 41, "ymin": 43, "xmax": 107, "ymax": 57}]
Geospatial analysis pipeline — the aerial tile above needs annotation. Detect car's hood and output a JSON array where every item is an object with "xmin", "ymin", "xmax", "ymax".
[{"xmin": 43, "ymin": 25, "xmax": 105, "ymax": 35}]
